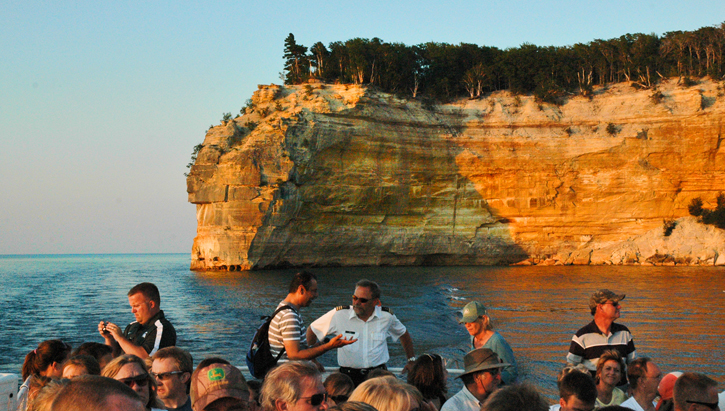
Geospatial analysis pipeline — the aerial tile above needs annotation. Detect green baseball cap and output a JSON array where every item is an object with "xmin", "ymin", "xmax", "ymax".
[{"xmin": 458, "ymin": 301, "xmax": 487, "ymax": 324}]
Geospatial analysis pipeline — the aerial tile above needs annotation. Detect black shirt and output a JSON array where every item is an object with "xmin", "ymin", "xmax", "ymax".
[{"xmin": 123, "ymin": 309, "xmax": 176, "ymax": 355}]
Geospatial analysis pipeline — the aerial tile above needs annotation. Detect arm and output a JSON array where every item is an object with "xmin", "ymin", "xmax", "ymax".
[
  {"xmin": 102, "ymin": 322, "xmax": 150, "ymax": 359},
  {"xmin": 399, "ymin": 331, "xmax": 415, "ymax": 373},
  {"xmin": 284, "ymin": 334, "xmax": 356, "ymax": 360},
  {"xmin": 489, "ymin": 333, "xmax": 518, "ymax": 384},
  {"xmin": 98, "ymin": 321, "xmax": 122, "ymax": 357}
]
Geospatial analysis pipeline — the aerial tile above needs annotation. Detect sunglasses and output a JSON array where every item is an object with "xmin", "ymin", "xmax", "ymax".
[
  {"xmin": 118, "ymin": 373, "xmax": 149, "ymax": 388},
  {"xmin": 330, "ymin": 395, "xmax": 349, "ymax": 403},
  {"xmin": 150, "ymin": 370, "xmax": 184, "ymax": 381},
  {"xmin": 423, "ymin": 353, "xmax": 447, "ymax": 368},
  {"xmin": 352, "ymin": 295, "xmax": 370, "ymax": 304},
  {"xmin": 302, "ymin": 393, "xmax": 327, "ymax": 406},
  {"xmin": 686, "ymin": 400, "xmax": 719, "ymax": 410}
]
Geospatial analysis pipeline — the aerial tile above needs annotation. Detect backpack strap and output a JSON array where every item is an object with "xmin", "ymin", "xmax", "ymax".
[{"xmin": 271, "ymin": 305, "xmax": 294, "ymax": 360}]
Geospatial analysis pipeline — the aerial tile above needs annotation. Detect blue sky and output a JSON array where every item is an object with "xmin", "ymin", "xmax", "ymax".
[{"xmin": 1, "ymin": 1, "xmax": 723, "ymax": 254}]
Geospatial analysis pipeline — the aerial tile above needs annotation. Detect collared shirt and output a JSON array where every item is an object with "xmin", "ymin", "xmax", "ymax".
[
  {"xmin": 620, "ymin": 396, "xmax": 654, "ymax": 411},
  {"xmin": 123, "ymin": 310, "xmax": 176, "ymax": 356},
  {"xmin": 566, "ymin": 320, "xmax": 635, "ymax": 371},
  {"xmin": 309, "ymin": 305, "xmax": 406, "ymax": 368},
  {"xmin": 440, "ymin": 385, "xmax": 480, "ymax": 411}
]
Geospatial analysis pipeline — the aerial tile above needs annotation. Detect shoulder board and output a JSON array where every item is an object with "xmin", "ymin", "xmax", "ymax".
[
  {"xmin": 336, "ymin": 305, "xmax": 351, "ymax": 311},
  {"xmin": 381, "ymin": 306, "xmax": 393, "ymax": 314}
]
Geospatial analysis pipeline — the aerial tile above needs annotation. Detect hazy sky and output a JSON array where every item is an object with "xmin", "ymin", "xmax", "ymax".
[{"xmin": 1, "ymin": 1, "xmax": 723, "ymax": 254}]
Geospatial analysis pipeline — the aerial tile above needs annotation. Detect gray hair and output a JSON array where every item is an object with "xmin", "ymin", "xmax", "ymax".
[
  {"xmin": 260, "ymin": 361, "xmax": 321, "ymax": 411},
  {"xmin": 355, "ymin": 279, "xmax": 381, "ymax": 299}
]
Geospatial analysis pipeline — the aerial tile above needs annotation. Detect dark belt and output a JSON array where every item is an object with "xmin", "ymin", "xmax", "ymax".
[
  {"xmin": 339, "ymin": 363, "xmax": 387, "ymax": 386},
  {"xmin": 339, "ymin": 364, "xmax": 387, "ymax": 375}
]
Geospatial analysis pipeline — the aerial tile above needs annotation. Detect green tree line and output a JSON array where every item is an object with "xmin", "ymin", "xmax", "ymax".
[{"xmin": 282, "ymin": 23, "xmax": 725, "ymax": 102}]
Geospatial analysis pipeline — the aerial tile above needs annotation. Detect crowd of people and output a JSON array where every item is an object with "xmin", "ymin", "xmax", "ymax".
[{"xmin": 12, "ymin": 274, "xmax": 722, "ymax": 411}]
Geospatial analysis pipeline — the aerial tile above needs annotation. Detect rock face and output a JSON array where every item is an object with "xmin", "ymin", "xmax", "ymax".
[{"xmin": 187, "ymin": 79, "xmax": 725, "ymax": 270}]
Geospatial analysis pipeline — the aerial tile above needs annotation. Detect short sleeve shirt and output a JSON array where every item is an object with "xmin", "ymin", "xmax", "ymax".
[
  {"xmin": 123, "ymin": 310, "xmax": 176, "ymax": 355},
  {"xmin": 309, "ymin": 305, "xmax": 406, "ymax": 368},
  {"xmin": 268, "ymin": 302, "xmax": 306, "ymax": 358}
]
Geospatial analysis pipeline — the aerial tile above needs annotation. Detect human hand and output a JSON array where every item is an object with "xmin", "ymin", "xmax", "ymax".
[
  {"xmin": 103, "ymin": 322, "xmax": 123, "ymax": 340},
  {"xmin": 402, "ymin": 361, "xmax": 415, "ymax": 374},
  {"xmin": 98, "ymin": 321, "xmax": 112, "ymax": 339},
  {"xmin": 327, "ymin": 334, "xmax": 358, "ymax": 349}
]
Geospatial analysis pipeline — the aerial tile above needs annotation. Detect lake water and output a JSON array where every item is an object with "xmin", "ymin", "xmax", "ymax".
[{"xmin": 0, "ymin": 253, "xmax": 723, "ymax": 399}]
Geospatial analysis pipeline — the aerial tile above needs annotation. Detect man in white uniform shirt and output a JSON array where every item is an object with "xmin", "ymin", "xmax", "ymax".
[{"xmin": 307, "ymin": 279, "xmax": 416, "ymax": 386}]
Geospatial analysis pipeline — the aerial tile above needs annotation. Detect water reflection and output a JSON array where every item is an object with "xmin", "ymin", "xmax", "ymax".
[{"xmin": 1, "ymin": 255, "xmax": 723, "ymax": 400}]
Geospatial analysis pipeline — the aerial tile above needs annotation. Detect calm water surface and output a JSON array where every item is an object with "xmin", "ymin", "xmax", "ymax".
[{"xmin": 0, "ymin": 254, "xmax": 723, "ymax": 399}]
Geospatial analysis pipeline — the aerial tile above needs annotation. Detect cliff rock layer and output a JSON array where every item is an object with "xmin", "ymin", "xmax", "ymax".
[{"xmin": 187, "ymin": 79, "xmax": 725, "ymax": 270}]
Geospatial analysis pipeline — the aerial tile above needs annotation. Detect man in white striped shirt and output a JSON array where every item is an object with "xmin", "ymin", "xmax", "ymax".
[
  {"xmin": 99, "ymin": 282, "xmax": 176, "ymax": 359},
  {"xmin": 268, "ymin": 272, "xmax": 356, "ymax": 367}
]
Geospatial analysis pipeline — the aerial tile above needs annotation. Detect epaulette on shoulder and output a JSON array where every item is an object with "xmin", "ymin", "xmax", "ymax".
[
  {"xmin": 381, "ymin": 306, "xmax": 393, "ymax": 314},
  {"xmin": 336, "ymin": 305, "xmax": 351, "ymax": 311}
]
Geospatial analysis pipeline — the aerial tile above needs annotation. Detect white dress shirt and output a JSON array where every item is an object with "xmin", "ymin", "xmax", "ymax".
[{"xmin": 309, "ymin": 305, "xmax": 406, "ymax": 368}]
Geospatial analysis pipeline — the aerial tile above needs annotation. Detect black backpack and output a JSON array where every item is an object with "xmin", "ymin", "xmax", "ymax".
[{"xmin": 245, "ymin": 305, "xmax": 293, "ymax": 379}]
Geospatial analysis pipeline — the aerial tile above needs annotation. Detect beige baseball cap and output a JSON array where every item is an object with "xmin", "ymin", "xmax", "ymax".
[{"xmin": 190, "ymin": 363, "xmax": 248, "ymax": 411}]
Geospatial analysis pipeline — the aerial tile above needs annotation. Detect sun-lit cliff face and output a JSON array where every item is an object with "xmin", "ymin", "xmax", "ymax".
[{"xmin": 187, "ymin": 79, "xmax": 725, "ymax": 270}]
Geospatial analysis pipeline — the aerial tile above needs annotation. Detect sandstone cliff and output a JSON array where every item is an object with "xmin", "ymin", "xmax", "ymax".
[{"xmin": 186, "ymin": 78, "xmax": 725, "ymax": 270}]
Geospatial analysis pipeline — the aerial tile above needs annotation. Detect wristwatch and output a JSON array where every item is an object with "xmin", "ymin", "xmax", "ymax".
[{"xmin": 407, "ymin": 356, "xmax": 416, "ymax": 362}]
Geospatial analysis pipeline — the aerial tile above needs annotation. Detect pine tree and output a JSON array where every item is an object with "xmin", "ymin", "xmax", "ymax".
[{"xmin": 284, "ymin": 33, "xmax": 309, "ymax": 84}]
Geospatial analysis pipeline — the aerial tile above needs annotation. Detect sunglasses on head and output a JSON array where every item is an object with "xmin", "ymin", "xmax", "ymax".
[
  {"xmin": 686, "ymin": 400, "xmax": 719, "ymax": 410},
  {"xmin": 119, "ymin": 374, "xmax": 149, "ymax": 388},
  {"xmin": 150, "ymin": 370, "xmax": 184, "ymax": 381},
  {"xmin": 352, "ymin": 295, "xmax": 370, "ymax": 304},
  {"xmin": 423, "ymin": 353, "xmax": 447, "ymax": 367},
  {"xmin": 302, "ymin": 392, "xmax": 327, "ymax": 406}
]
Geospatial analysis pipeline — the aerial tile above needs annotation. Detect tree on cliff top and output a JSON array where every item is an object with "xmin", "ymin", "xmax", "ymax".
[{"xmin": 284, "ymin": 33, "xmax": 308, "ymax": 84}]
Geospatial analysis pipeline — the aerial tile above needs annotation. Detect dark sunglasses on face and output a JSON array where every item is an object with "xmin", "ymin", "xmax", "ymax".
[
  {"xmin": 151, "ymin": 370, "xmax": 184, "ymax": 381},
  {"xmin": 119, "ymin": 374, "xmax": 149, "ymax": 388},
  {"xmin": 330, "ymin": 395, "xmax": 349, "ymax": 403},
  {"xmin": 686, "ymin": 400, "xmax": 719, "ymax": 410},
  {"xmin": 302, "ymin": 393, "xmax": 327, "ymax": 406},
  {"xmin": 352, "ymin": 295, "xmax": 370, "ymax": 304}
]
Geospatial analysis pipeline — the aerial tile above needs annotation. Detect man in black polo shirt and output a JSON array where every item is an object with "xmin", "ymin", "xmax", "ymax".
[{"xmin": 99, "ymin": 282, "xmax": 176, "ymax": 359}]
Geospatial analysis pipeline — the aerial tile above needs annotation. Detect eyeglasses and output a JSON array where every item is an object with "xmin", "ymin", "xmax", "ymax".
[
  {"xmin": 150, "ymin": 370, "xmax": 184, "ymax": 381},
  {"xmin": 602, "ymin": 301, "xmax": 620, "ymax": 307},
  {"xmin": 301, "ymin": 392, "xmax": 327, "ymax": 406},
  {"xmin": 352, "ymin": 295, "xmax": 370, "ymax": 304},
  {"xmin": 118, "ymin": 373, "xmax": 149, "ymax": 388},
  {"xmin": 686, "ymin": 400, "xmax": 719, "ymax": 410},
  {"xmin": 330, "ymin": 395, "xmax": 349, "ymax": 403}
]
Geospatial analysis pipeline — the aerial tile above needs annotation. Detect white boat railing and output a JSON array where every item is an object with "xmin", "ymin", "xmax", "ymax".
[{"xmin": 235, "ymin": 365, "xmax": 465, "ymax": 379}]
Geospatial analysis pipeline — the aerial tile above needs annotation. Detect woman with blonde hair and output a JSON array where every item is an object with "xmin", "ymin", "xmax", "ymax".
[
  {"xmin": 101, "ymin": 354, "xmax": 164, "ymax": 411},
  {"xmin": 594, "ymin": 350, "xmax": 626, "ymax": 408},
  {"xmin": 349, "ymin": 375, "xmax": 433, "ymax": 411}
]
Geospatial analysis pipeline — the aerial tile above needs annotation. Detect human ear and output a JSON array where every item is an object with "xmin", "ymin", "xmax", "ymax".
[{"xmin": 275, "ymin": 398, "xmax": 289, "ymax": 411}]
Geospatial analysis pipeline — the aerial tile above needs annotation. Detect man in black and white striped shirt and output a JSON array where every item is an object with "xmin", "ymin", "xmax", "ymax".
[{"xmin": 268, "ymin": 271, "xmax": 356, "ymax": 366}]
